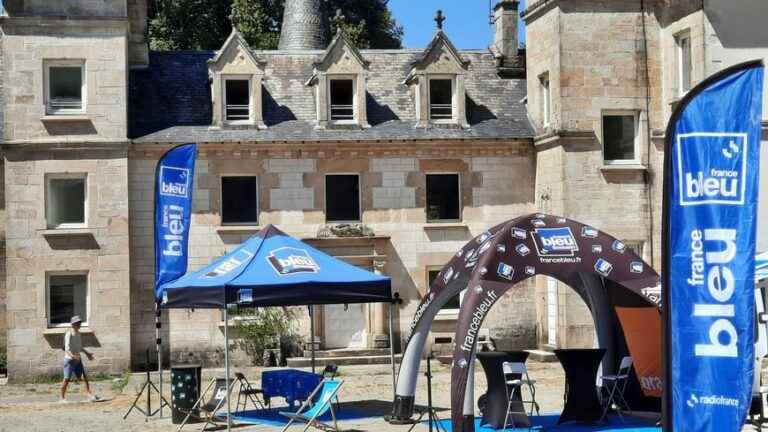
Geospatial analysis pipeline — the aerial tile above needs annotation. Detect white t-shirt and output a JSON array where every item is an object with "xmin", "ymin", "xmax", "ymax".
[{"xmin": 64, "ymin": 329, "xmax": 83, "ymax": 360}]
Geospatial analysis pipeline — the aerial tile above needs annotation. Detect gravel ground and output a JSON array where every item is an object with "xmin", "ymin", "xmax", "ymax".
[{"xmin": 0, "ymin": 361, "xmax": 760, "ymax": 432}]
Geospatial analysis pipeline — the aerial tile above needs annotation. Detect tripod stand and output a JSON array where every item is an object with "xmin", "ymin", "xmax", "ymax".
[
  {"xmin": 123, "ymin": 349, "xmax": 170, "ymax": 421},
  {"xmin": 407, "ymin": 355, "xmax": 446, "ymax": 432}
]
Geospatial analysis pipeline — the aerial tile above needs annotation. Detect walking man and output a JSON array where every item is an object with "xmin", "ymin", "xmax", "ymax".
[{"xmin": 60, "ymin": 315, "xmax": 101, "ymax": 403}]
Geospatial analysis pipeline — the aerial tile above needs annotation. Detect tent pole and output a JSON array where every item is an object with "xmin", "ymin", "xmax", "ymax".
[
  {"xmin": 155, "ymin": 304, "xmax": 163, "ymax": 418},
  {"xmin": 388, "ymin": 301, "xmax": 396, "ymax": 399},
  {"xmin": 224, "ymin": 307, "xmax": 231, "ymax": 431},
  {"xmin": 309, "ymin": 305, "xmax": 316, "ymax": 374}
]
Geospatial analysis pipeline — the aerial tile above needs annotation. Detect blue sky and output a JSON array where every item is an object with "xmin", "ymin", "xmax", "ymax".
[{"xmin": 389, "ymin": 0, "xmax": 526, "ymax": 49}]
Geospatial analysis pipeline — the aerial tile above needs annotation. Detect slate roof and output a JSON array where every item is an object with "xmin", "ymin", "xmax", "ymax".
[{"xmin": 129, "ymin": 48, "xmax": 533, "ymax": 143}]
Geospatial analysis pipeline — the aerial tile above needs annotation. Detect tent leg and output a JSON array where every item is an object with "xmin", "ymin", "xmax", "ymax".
[
  {"xmin": 309, "ymin": 305, "xmax": 316, "ymax": 374},
  {"xmin": 389, "ymin": 302, "xmax": 397, "ymax": 400},
  {"xmin": 224, "ymin": 307, "xmax": 231, "ymax": 431}
]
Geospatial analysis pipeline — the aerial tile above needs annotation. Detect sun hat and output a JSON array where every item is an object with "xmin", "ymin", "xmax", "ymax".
[{"xmin": 70, "ymin": 315, "xmax": 83, "ymax": 325}]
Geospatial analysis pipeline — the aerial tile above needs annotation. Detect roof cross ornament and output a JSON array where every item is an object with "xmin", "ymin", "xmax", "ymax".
[
  {"xmin": 228, "ymin": 11, "xmax": 239, "ymax": 28},
  {"xmin": 331, "ymin": 8, "xmax": 346, "ymax": 35},
  {"xmin": 435, "ymin": 10, "xmax": 445, "ymax": 30}
]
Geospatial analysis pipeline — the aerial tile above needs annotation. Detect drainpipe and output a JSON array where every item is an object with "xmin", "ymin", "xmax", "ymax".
[{"xmin": 640, "ymin": 0, "xmax": 656, "ymax": 268}]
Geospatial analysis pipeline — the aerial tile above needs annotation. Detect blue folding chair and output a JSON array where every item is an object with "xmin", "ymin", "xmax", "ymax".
[{"xmin": 279, "ymin": 378, "xmax": 344, "ymax": 432}]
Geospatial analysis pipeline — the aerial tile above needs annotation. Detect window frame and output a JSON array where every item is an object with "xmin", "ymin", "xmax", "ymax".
[
  {"xmin": 44, "ymin": 59, "xmax": 86, "ymax": 115},
  {"xmin": 222, "ymin": 75, "xmax": 253, "ymax": 125},
  {"xmin": 324, "ymin": 173, "xmax": 362, "ymax": 223},
  {"xmin": 425, "ymin": 172, "xmax": 462, "ymax": 223},
  {"xmin": 540, "ymin": 72, "xmax": 551, "ymax": 127},
  {"xmin": 600, "ymin": 110, "xmax": 641, "ymax": 165},
  {"xmin": 429, "ymin": 267, "xmax": 463, "ymax": 318},
  {"xmin": 327, "ymin": 75, "xmax": 357, "ymax": 124},
  {"xmin": 427, "ymin": 75, "xmax": 456, "ymax": 123},
  {"xmin": 46, "ymin": 271, "xmax": 90, "ymax": 329},
  {"xmin": 675, "ymin": 30, "xmax": 692, "ymax": 97},
  {"xmin": 45, "ymin": 173, "xmax": 88, "ymax": 229},
  {"xmin": 220, "ymin": 175, "xmax": 259, "ymax": 226}
]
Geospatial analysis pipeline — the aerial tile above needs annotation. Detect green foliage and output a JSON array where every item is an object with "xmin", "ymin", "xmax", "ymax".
[
  {"xmin": 0, "ymin": 350, "xmax": 6, "ymax": 372},
  {"xmin": 232, "ymin": 307, "xmax": 302, "ymax": 366},
  {"xmin": 148, "ymin": 0, "xmax": 403, "ymax": 51}
]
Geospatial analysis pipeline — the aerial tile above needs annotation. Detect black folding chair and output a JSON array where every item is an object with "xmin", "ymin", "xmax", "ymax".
[
  {"xmin": 235, "ymin": 372, "xmax": 266, "ymax": 411},
  {"xmin": 176, "ymin": 377, "xmax": 236, "ymax": 432}
]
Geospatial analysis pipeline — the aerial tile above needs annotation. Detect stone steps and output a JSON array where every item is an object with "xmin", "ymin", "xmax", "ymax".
[
  {"xmin": 526, "ymin": 349, "xmax": 558, "ymax": 362},
  {"xmin": 287, "ymin": 353, "xmax": 402, "ymax": 368},
  {"xmin": 311, "ymin": 348, "xmax": 391, "ymax": 358}
]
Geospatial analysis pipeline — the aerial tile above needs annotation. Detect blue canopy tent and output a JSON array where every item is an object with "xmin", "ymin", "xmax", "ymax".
[{"xmin": 158, "ymin": 225, "xmax": 395, "ymax": 430}]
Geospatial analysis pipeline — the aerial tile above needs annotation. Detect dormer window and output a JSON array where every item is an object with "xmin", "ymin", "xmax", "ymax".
[
  {"xmin": 224, "ymin": 79, "xmax": 251, "ymax": 122},
  {"xmin": 329, "ymin": 78, "xmax": 355, "ymax": 122},
  {"xmin": 429, "ymin": 78, "xmax": 454, "ymax": 121}
]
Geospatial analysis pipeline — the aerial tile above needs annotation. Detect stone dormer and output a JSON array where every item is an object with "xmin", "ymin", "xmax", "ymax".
[
  {"xmin": 306, "ymin": 20, "xmax": 371, "ymax": 129},
  {"xmin": 405, "ymin": 17, "xmax": 470, "ymax": 129},
  {"xmin": 208, "ymin": 29, "xmax": 266, "ymax": 129}
]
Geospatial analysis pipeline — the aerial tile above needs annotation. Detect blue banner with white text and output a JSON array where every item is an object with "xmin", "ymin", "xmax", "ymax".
[
  {"xmin": 154, "ymin": 143, "xmax": 197, "ymax": 303},
  {"xmin": 666, "ymin": 62, "xmax": 763, "ymax": 430}
]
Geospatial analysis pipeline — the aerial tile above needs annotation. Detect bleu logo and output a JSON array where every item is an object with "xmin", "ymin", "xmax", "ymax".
[
  {"xmin": 497, "ymin": 262, "xmax": 514, "ymax": 280},
  {"xmin": 204, "ymin": 250, "xmax": 254, "ymax": 278},
  {"xmin": 159, "ymin": 166, "xmax": 191, "ymax": 198},
  {"xmin": 595, "ymin": 258, "xmax": 613, "ymax": 277},
  {"xmin": 267, "ymin": 247, "xmax": 319, "ymax": 275},
  {"xmin": 238, "ymin": 288, "xmax": 253, "ymax": 304},
  {"xmin": 532, "ymin": 227, "xmax": 579, "ymax": 257},
  {"xmin": 677, "ymin": 133, "xmax": 748, "ymax": 206}
]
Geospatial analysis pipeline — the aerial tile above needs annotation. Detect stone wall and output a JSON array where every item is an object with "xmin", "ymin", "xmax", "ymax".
[{"xmin": 2, "ymin": 0, "xmax": 127, "ymax": 17}]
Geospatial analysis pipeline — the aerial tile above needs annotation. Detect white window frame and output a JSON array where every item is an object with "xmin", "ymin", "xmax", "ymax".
[
  {"xmin": 327, "ymin": 74, "xmax": 357, "ymax": 125},
  {"xmin": 44, "ymin": 59, "xmax": 86, "ymax": 115},
  {"xmin": 425, "ymin": 172, "xmax": 462, "ymax": 223},
  {"xmin": 46, "ymin": 271, "xmax": 90, "ymax": 328},
  {"xmin": 222, "ymin": 75, "xmax": 253, "ymax": 125},
  {"xmin": 540, "ymin": 72, "xmax": 551, "ymax": 127},
  {"xmin": 624, "ymin": 240, "xmax": 645, "ymax": 260},
  {"xmin": 220, "ymin": 175, "xmax": 259, "ymax": 226},
  {"xmin": 324, "ymin": 173, "xmax": 362, "ymax": 223},
  {"xmin": 601, "ymin": 110, "xmax": 641, "ymax": 165},
  {"xmin": 429, "ymin": 267, "xmax": 464, "ymax": 318},
  {"xmin": 675, "ymin": 30, "xmax": 692, "ymax": 97},
  {"xmin": 45, "ymin": 173, "xmax": 88, "ymax": 229},
  {"xmin": 427, "ymin": 75, "xmax": 456, "ymax": 124}
]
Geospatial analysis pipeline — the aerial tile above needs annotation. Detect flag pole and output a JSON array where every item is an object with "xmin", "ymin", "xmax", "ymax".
[{"xmin": 156, "ymin": 304, "xmax": 163, "ymax": 417}]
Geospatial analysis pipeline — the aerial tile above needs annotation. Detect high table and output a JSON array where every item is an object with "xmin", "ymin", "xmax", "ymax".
[
  {"xmin": 554, "ymin": 348, "xmax": 606, "ymax": 424},
  {"xmin": 476, "ymin": 351, "xmax": 531, "ymax": 429},
  {"xmin": 261, "ymin": 369, "xmax": 322, "ymax": 408}
]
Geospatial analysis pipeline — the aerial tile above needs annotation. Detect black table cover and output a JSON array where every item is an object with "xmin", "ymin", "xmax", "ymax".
[
  {"xmin": 555, "ymin": 348, "xmax": 606, "ymax": 424},
  {"xmin": 477, "ymin": 351, "xmax": 531, "ymax": 429}
]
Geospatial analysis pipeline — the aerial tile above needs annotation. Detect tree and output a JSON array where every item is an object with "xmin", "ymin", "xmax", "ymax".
[{"xmin": 149, "ymin": 0, "xmax": 403, "ymax": 51}]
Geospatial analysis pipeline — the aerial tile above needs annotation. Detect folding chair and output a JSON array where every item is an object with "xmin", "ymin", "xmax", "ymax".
[
  {"xmin": 279, "ymin": 378, "xmax": 344, "ymax": 432},
  {"xmin": 600, "ymin": 356, "xmax": 633, "ymax": 422},
  {"xmin": 176, "ymin": 377, "xmax": 236, "ymax": 432},
  {"xmin": 234, "ymin": 372, "xmax": 266, "ymax": 411},
  {"xmin": 502, "ymin": 362, "xmax": 531, "ymax": 431},
  {"xmin": 503, "ymin": 361, "xmax": 540, "ymax": 416}
]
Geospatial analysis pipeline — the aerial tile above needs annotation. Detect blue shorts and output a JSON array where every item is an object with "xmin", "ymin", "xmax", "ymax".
[{"xmin": 63, "ymin": 358, "xmax": 85, "ymax": 380}]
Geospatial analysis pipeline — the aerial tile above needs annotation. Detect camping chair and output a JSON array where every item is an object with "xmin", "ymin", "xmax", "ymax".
[
  {"xmin": 502, "ymin": 362, "xmax": 532, "ymax": 431},
  {"xmin": 279, "ymin": 378, "xmax": 344, "ymax": 432},
  {"xmin": 600, "ymin": 356, "xmax": 633, "ymax": 422},
  {"xmin": 234, "ymin": 372, "xmax": 266, "ymax": 411},
  {"xmin": 176, "ymin": 377, "xmax": 236, "ymax": 432},
  {"xmin": 502, "ymin": 361, "xmax": 540, "ymax": 416}
]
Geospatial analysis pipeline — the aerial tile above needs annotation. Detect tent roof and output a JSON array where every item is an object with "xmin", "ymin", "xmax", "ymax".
[{"xmin": 160, "ymin": 225, "xmax": 392, "ymax": 309}]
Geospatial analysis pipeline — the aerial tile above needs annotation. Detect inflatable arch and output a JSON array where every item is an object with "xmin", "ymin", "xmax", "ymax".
[{"xmin": 389, "ymin": 213, "xmax": 662, "ymax": 432}]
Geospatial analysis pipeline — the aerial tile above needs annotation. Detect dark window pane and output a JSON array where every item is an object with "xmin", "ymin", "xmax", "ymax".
[
  {"xmin": 429, "ymin": 270, "xmax": 460, "ymax": 310},
  {"xmin": 326, "ymin": 175, "xmax": 360, "ymax": 221},
  {"xmin": 49, "ymin": 274, "xmax": 87, "ymax": 326},
  {"xmin": 225, "ymin": 80, "xmax": 250, "ymax": 120},
  {"xmin": 222, "ymin": 176, "xmax": 258, "ymax": 224},
  {"xmin": 429, "ymin": 79, "xmax": 453, "ymax": 119},
  {"xmin": 49, "ymin": 66, "xmax": 82, "ymax": 110},
  {"xmin": 47, "ymin": 178, "xmax": 86, "ymax": 227},
  {"xmin": 330, "ymin": 79, "xmax": 354, "ymax": 120},
  {"xmin": 426, "ymin": 174, "xmax": 460, "ymax": 221},
  {"xmin": 679, "ymin": 36, "xmax": 692, "ymax": 92},
  {"xmin": 603, "ymin": 115, "xmax": 636, "ymax": 161}
]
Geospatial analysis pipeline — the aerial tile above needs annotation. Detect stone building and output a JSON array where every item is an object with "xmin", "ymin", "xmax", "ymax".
[{"xmin": 0, "ymin": 0, "xmax": 539, "ymax": 378}]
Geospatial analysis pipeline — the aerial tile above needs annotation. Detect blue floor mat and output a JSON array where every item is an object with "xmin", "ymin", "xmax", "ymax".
[
  {"xmin": 230, "ymin": 407, "xmax": 369, "ymax": 426},
  {"xmin": 432, "ymin": 414, "xmax": 660, "ymax": 431}
]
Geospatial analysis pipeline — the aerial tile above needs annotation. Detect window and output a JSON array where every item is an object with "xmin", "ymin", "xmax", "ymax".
[
  {"xmin": 426, "ymin": 174, "xmax": 460, "ymax": 222},
  {"xmin": 429, "ymin": 78, "xmax": 454, "ymax": 120},
  {"xmin": 48, "ymin": 273, "xmax": 88, "ymax": 327},
  {"xmin": 676, "ymin": 32, "xmax": 692, "ymax": 96},
  {"xmin": 602, "ymin": 111, "xmax": 639, "ymax": 163},
  {"xmin": 624, "ymin": 241, "xmax": 644, "ymax": 258},
  {"xmin": 325, "ymin": 175, "xmax": 360, "ymax": 222},
  {"xmin": 45, "ymin": 61, "xmax": 85, "ymax": 114},
  {"xmin": 46, "ymin": 174, "xmax": 87, "ymax": 229},
  {"xmin": 429, "ymin": 269, "xmax": 460, "ymax": 312},
  {"xmin": 329, "ymin": 79, "xmax": 355, "ymax": 121},
  {"xmin": 540, "ymin": 73, "xmax": 551, "ymax": 127},
  {"xmin": 224, "ymin": 79, "xmax": 250, "ymax": 121},
  {"xmin": 221, "ymin": 176, "xmax": 258, "ymax": 225}
]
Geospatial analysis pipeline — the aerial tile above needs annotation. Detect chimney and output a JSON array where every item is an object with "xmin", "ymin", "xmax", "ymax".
[
  {"xmin": 492, "ymin": 1, "xmax": 519, "ymax": 65},
  {"xmin": 278, "ymin": 0, "xmax": 328, "ymax": 50}
]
